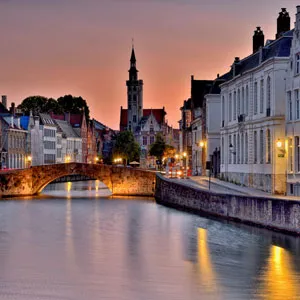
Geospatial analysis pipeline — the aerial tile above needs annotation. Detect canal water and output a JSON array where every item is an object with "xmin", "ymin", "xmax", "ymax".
[{"xmin": 0, "ymin": 180, "xmax": 300, "ymax": 300}]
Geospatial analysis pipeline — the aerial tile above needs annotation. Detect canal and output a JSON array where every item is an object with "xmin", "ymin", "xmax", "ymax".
[{"xmin": 0, "ymin": 180, "xmax": 300, "ymax": 299}]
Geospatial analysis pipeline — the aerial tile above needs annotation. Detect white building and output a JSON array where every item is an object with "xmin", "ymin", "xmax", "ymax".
[
  {"xmin": 285, "ymin": 6, "xmax": 300, "ymax": 196},
  {"xmin": 220, "ymin": 18, "xmax": 292, "ymax": 194},
  {"xmin": 54, "ymin": 119, "xmax": 82, "ymax": 163}
]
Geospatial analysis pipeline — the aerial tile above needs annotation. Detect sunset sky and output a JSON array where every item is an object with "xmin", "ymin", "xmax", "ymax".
[{"xmin": 0, "ymin": 0, "xmax": 299, "ymax": 129}]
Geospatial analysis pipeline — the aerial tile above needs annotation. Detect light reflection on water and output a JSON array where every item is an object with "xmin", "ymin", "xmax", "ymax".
[{"xmin": 0, "ymin": 181, "xmax": 299, "ymax": 299}]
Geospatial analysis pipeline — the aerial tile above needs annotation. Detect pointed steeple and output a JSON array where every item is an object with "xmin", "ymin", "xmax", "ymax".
[
  {"xmin": 130, "ymin": 47, "xmax": 136, "ymax": 64},
  {"xmin": 129, "ymin": 45, "xmax": 138, "ymax": 81}
]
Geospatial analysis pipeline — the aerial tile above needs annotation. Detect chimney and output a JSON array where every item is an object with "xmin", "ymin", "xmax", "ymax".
[
  {"xmin": 10, "ymin": 102, "xmax": 15, "ymax": 116},
  {"xmin": 253, "ymin": 27, "xmax": 264, "ymax": 53},
  {"xmin": 232, "ymin": 57, "xmax": 240, "ymax": 77},
  {"xmin": 276, "ymin": 8, "xmax": 290, "ymax": 39},
  {"xmin": 1, "ymin": 95, "xmax": 7, "ymax": 108}
]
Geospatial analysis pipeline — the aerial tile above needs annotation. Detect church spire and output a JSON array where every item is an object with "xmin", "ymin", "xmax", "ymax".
[{"xmin": 129, "ymin": 45, "xmax": 138, "ymax": 81}]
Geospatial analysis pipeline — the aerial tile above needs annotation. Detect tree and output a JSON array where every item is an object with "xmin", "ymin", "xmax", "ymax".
[
  {"xmin": 164, "ymin": 144, "xmax": 176, "ymax": 159},
  {"xmin": 113, "ymin": 131, "xmax": 140, "ymax": 165},
  {"xmin": 57, "ymin": 95, "xmax": 90, "ymax": 121},
  {"xmin": 149, "ymin": 133, "xmax": 166, "ymax": 162},
  {"xmin": 42, "ymin": 98, "xmax": 64, "ymax": 114},
  {"xmin": 18, "ymin": 96, "xmax": 48, "ymax": 115}
]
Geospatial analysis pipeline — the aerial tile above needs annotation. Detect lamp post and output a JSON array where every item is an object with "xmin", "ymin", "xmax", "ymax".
[{"xmin": 183, "ymin": 152, "xmax": 187, "ymax": 179}]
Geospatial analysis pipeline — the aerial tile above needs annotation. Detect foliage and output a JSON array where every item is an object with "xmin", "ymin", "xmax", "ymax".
[
  {"xmin": 18, "ymin": 95, "xmax": 90, "ymax": 120},
  {"xmin": 42, "ymin": 98, "xmax": 64, "ymax": 114},
  {"xmin": 113, "ymin": 131, "xmax": 140, "ymax": 164},
  {"xmin": 149, "ymin": 133, "xmax": 166, "ymax": 161},
  {"xmin": 57, "ymin": 95, "xmax": 90, "ymax": 121},
  {"xmin": 18, "ymin": 96, "xmax": 48, "ymax": 115},
  {"xmin": 163, "ymin": 144, "xmax": 176, "ymax": 159}
]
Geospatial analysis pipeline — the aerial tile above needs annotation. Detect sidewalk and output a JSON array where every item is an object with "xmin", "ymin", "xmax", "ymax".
[{"xmin": 170, "ymin": 175, "xmax": 300, "ymax": 200}]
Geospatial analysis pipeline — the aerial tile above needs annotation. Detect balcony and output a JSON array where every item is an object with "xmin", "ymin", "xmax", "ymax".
[{"xmin": 238, "ymin": 114, "xmax": 245, "ymax": 123}]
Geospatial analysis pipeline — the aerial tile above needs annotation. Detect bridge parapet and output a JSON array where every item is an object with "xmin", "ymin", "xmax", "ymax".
[{"xmin": 0, "ymin": 163, "xmax": 156, "ymax": 198}]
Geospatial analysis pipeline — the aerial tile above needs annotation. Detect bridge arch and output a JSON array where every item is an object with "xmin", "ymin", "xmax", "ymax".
[{"xmin": 0, "ymin": 163, "xmax": 156, "ymax": 198}]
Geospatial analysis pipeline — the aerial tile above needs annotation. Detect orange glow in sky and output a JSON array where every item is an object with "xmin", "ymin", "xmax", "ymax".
[{"xmin": 0, "ymin": 1, "xmax": 299, "ymax": 129}]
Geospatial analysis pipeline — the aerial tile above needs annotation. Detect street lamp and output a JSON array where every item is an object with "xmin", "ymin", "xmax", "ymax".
[
  {"xmin": 65, "ymin": 155, "xmax": 71, "ymax": 163},
  {"xmin": 26, "ymin": 155, "xmax": 32, "ymax": 168}
]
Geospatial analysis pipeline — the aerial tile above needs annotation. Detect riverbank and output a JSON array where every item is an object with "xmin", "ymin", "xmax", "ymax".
[{"xmin": 155, "ymin": 173, "xmax": 300, "ymax": 235}]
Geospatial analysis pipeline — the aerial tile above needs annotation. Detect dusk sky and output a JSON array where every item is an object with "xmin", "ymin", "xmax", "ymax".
[{"xmin": 0, "ymin": 0, "xmax": 300, "ymax": 129}]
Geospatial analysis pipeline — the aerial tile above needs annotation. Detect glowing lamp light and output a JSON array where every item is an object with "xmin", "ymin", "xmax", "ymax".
[
  {"xmin": 276, "ymin": 140, "xmax": 283, "ymax": 148},
  {"xmin": 199, "ymin": 141, "xmax": 205, "ymax": 148},
  {"xmin": 183, "ymin": 152, "xmax": 187, "ymax": 157},
  {"xmin": 27, "ymin": 155, "xmax": 32, "ymax": 162},
  {"xmin": 175, "ymin": 154, "xmax": 179, "ymax": 159},
  {"xmin": 65, "ymin": 156, "xmax": 71, "ymax": 163}
]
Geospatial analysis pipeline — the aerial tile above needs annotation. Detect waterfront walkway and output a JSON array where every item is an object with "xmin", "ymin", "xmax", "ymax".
[{"xmin": 170, "ymin": 175, "xmax": 300, "ymax": 200}]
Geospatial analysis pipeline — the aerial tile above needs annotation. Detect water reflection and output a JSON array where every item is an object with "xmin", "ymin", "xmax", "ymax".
[
  {"xmin": 257, "ymin": 245, "xmax": 300, "ymax": 300},
  {"xmin": 0, "ymin": 181, "xmax": 299, "ymax": 300}
]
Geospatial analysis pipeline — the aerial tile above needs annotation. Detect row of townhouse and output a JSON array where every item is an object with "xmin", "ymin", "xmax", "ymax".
[
  {"xmin": 180, "ymin": 6, "xmax": 300, "ymax": 195},
  {"xmin": 0, "ymin": 97, "xmax": 111, "ymax": 169}
]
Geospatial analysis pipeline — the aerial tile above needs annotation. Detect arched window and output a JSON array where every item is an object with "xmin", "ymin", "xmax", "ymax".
[{"xmin": 267, "ymin": 76, "xmax": 271, "ymax": 115}]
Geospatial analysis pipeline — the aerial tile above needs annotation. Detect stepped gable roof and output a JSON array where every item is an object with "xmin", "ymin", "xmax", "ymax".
[
  {"xmin": 120, "ymin": 108, "xmax": 166, "ymax": 129},
  {"xmin": 50, "ymin": 112, "xmax": 87, "ymax": 129},
  {"xmin": 229, "ymin": 32, "xmax": 293, "ymax": 80},
  {"xmin": 54, "ymin": 119, "xmax": 79, "ymax": 138},
  {"xmin": 39, "ymin": 113, "xmax": 56, "ymax": 127}
]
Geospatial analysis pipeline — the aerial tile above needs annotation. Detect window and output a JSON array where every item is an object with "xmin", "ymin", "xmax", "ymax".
[
  {"xmin": 150, "ymin": 136, "xmax": 155, "ymax": 144},
  {"xmin": 229, "ymin": 94, "xmax": 232, "ymax": 121},
  {"xmin": 222, "ymin": 96, "xmax": 225, "ymax": 124},
  {"xmin": 241, "ymin": 87, "xmax": 244, "ymax": 115},
  {"xmin": 237, "ymin": 89, "xmax": 240, "ymax": 116},
  {"xmin": 241, "ymin": 134, "xmax": 244, "ymax": 164},
  {"xmin": 266, "ymin": 76, "xmax": 271, "ymax": 114},
  {"xmin": 296, "ymin": 136, "xmax": 300, "ymax": 172},
  {"xmin": 133, "ymin": 115, "xmax": 137, "ymax": 123},
  {"xmin": 260, "ymin": 130, "xmax": 264, "ymax": 164},
  {"xmin": 296, "ymin": 90, "xmax": 300, "ymax": 120},
  {"xmin": 260, "ymin": 79, "xmax": 264, "ymax": 113},
  {"xmin": 221, "ymin": 137, "xmax": 224, "ymax": 164},
  {"xmin": 143, "ymin": 136, "xmax": 147, "ymax": 146},
  {"xmin": 254, "ymin": 131, "xmax": 257, "ymax": 163},
  {"xmin": 245, "ymin": 132, "xmax": 248, "ymax": 164},
  {"xmin": 266, "ymin": 129, "xmax": 271, "ymax": 164},
  {"xmin": 296, "ymin": 53, "xmax": 300, "ymax": 74},
  {"xmin": 237, "ymin": 134, "xmax": 240, "ymax": 164},
  {"xmin": 288, "ymin": 138, "xmax": 293, "ymax": 172},
  {"xmin": 150, "ymin": 126, "xmax": 154, "ymax": 134},
  {"xmin": 254, "ymin": 82, "xmax": 258, "ymax": 115},
  {"xmin": 233, "ymin": 134, "xmax": 236, "ymax": 164},
  {"xmin": 229, "ymin": 135, "xmax": 232, "ymax": 164},
  {"xmin": 233, "ymin": 91, "xmax": 237, "ymax": 120},
  {"xmin": 245, "ymin": 85, "xmax": 249, "ymax": 116},
  {"xmin": 288, "ymin": 91, "xmax": 292, "ymax": 121}
]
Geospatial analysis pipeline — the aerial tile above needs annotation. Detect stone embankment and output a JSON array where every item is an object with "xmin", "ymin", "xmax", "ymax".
[{"xmin": 155, "ymin": 173, "xmax": 300, "ymax": 235}]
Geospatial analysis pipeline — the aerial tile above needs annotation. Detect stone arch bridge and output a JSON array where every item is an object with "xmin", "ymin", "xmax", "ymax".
[{"xmin": 0, "ymin": 163, "xmax": 156, "ymax": 198}]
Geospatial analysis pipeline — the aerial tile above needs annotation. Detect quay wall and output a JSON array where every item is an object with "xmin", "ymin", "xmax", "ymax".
[{"xmin": 155, "ymin": 174, "xmax": 300, "ymax": 235}]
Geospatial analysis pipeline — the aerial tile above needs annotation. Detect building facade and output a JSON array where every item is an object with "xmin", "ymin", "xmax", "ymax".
[{"xmin": 220, "ymin": 12, "xmax": 292, "ymax": 194}]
